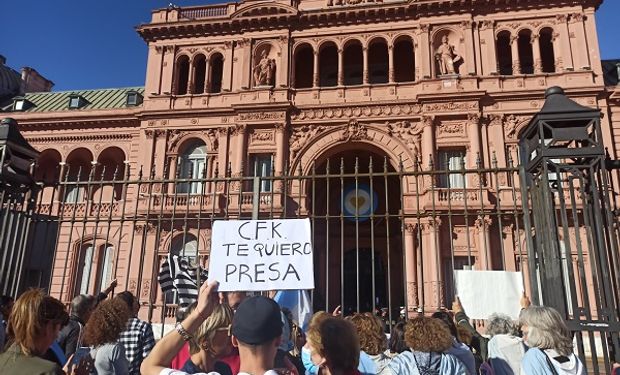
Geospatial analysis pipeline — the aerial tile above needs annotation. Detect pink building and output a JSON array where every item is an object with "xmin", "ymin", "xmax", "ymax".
[{"xmin": 3, "ymin": 0, "xmax": 620, "ymax": 335}]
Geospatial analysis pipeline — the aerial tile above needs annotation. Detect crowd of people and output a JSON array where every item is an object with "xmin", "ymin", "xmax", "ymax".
[{"xmin": 0, "ymin": 279, "xmax": 594, "ymax": 375}]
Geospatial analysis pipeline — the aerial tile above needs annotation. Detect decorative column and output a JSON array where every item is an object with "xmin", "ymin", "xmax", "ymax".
[
  {"xmin": 467, "ymin": 113, "xmax": 481, "ymax": 168},
  {"xmin": 569, "ymin": 13, "xmax": 590, "ymax": 70},
  {"xmin": 510, "ymin": 35, "xmax": 521, "ymax": 74},
  {"xmin": 388, "ymin": 44, "xmax": 395, "ymax": 83},
  {"xmin": 413, "ymin": 38, "xmax": 421, "ymax": 81},
  {"xmin": 161, "ymin": 46, "xmax": 175, "ymax": 95},
  {"xmin": 404, "ymin": 222, "xmax": 418, "ymax": 315},
  {"xmin": 462, "ymin": 20, "xmax": 475, "ymax": 75},
  {"xmin": 362, "ymin": 45, "xmax": 369, "ymax": 84},
  {"xmin": 418, "ymin": 24, "xmax": 431, "ymax": 79},
  {"xmin": 555, "ymin": 14, "xmax": 574, "ymax": 71},
  {"xmin": 188, "ymin": 58, "xmax": 196, "ymax": 94},
  {"xmin": 337, "ymin": 48, "xmax": 344, "ymax": 86},
  {"xmin": 421, "ymin": 116, "xmax": 435, "ymax": 188},
  {"xmin": 313, "ymin": 50, "xmax": 320, "ymax": 88},
  {"xmin": 583, "ymin": 8, "xmax": 603, "ymax": 77},
  {"xmin": 204, "ymin": 59, "xmax": 211, "ymax": 93},
  {"xmin": 222, "ymin": 41, "xmax": 233, "ymax": 92},
  {"xmin": 421, "ymin": 217, "xmax": 444, "ymax": 311},
  {"xmin": 531, "ymin": 34, "xmax": 542, "ymax": 74},
  {"xmin": 146, "ymin": 45, "xmax": 162, "ymax": 95},
  {"xmin": 475, "ymin": 215, "xmax": 493, "ymax": 270},
  {"xmin": 278, "ymin": 35, "xmax": 290, "ymax": 88},
  {"xmin": 502, "ymin": 223, "xmax": 517, "ymax": 271},
  {"xmin": 217, "ymin": 127, "xmax": 229, "ymax": 177},
  {"xmin": 488, "ymin": 114, "xmax": 507, "ymax": 170},
  {"xmin": 168, "ymin": 155, "xmax": 179, "ymax": 179},
  {"xmin": 239, "ymin": 38, "xmax": 252, "ymax": 89},
  {"xmin": 274, "ymin": 122, "xmax": 287, "ymax": 176},
  {"xmin": 232, "ymin": 124, "xmax": 247, "ymax": 177}
]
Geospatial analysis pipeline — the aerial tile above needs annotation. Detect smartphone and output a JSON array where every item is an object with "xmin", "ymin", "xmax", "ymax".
[{"xmin": 70, "ymin": 347, "xmax": 90, "ymax": 370}]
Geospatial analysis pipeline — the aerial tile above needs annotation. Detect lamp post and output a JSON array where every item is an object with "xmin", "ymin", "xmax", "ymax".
[
  {"xmin": 519, "ymin": 87, "xmax": 620, "ymax": 369},
  {"xmin": 0, "ymin": 117, "xmax": 39, "ymax": 296}
]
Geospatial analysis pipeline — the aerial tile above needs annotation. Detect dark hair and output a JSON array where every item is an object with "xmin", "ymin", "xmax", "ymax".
[
  {"xmin": 115, "ymin": 291, "xmax": 136, "ymax": 311},
  {"xmin": 83, "ymin": 299, "xmax": 130, "ymax": 346},
  {"xmin": 431, "ymin": 311, "xmax": 459, "ymax": 343},
  {"xmin": 388, "ymin": 321, "xmax": 409, "ymax": 354},
  {"xmin": 70, "ymin": 294, "xmax": 95, "ymax": 319},
  {"xmin": 0, "ymin": 295, "xmax": 13, "ymax": 307}
]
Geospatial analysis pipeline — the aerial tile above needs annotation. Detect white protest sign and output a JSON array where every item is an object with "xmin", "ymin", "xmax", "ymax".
[
  {"xmin": 454, "ymin": 270, "xmax": 524, "ymax": 320},
  {"xmin": 208, "ymin": 219, "xmax": 314, "ymax": 292}
]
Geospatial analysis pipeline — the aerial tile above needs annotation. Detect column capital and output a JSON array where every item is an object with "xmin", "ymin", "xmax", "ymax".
[{"xmin": 274, "ymin": 122, "xmax": 288, "ymax": 133}]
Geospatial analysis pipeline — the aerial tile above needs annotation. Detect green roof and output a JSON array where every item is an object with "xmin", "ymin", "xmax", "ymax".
[{"xmin": 3, "ymin": 87, "xmax": 144, "ymax": 112}]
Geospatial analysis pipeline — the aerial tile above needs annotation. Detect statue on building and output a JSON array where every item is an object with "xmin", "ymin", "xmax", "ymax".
[
  {"xmin": 435, "ymin": 35, "xmax": 462, "ymax": 75},
  {"xmin": 253, "ymin": 50, "xmax": 276, "ymax": 87}
]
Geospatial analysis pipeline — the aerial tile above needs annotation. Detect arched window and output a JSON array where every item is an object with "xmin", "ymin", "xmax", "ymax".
[
  {"xmin": 75, "ymin": 243, "xmax": 114, "ymax": 296},
  {"xmin": 368, "ymin": 38, "xmax": 388, "ymax": 84},
  {"xmin": 209, "ymin": 54, "xmax": 224, "ymax": 94},
  {"xmin": 343, "ymin": 40, "xmax": 363, "ymax": 86},
  {"xmin": 518, "ymin": 30, "xmax": 534, "ymax": 74},
  {"xmin": 175, "ymin": 56, "xmax": 190, "ymax": 95},
  {"xmin": 496, "ymin": 31, "xmax": 513, "ymax": 75},
  {"xmin": 319, "ymin": 42, "xmax": 338, "ymax": 87},
  {"xmin": 178, "ymin": 140, "xmax": 207, "ymax": 194},
  {"xmin": 95, "ymin": 147, "xmax": 126, "ymax": 201},
  {"xmin": 65, "ymin": 148, "xmax": 93, "ymax": 203},
  {"xmin": 294, "ymin": 44, "xmax": 314, "ymax": 89},
  {"xmin": 35, "ymin": 149, "xmax": 61, "ymax": 184},
  {"xmin": 393, "ymin": 37, "xmax": 415, "ymax": 82},
  {"xmin": 193, "ymin": 54, "xmax": 207, "ymax": 94},
  {"xmin": 539, "ymin": 28, "xmax": 556, "ymax": 73}
]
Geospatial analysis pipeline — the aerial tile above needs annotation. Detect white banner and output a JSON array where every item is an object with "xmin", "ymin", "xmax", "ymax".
[
  {"xmin": 208, "ymin": 219, "xmax": 314, "ymax": 292},
  {"xmin": 455, "ymin": 270, "xmax": 524, "ymax": 320}
]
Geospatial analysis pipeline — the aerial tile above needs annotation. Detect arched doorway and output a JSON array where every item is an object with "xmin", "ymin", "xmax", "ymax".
[{"xmin": 309, "ymin": 144, "xmax": 404, "ymax": 318}]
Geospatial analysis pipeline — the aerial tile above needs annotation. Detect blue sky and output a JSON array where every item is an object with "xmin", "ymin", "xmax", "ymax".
[{"xmin": 1, "ymin": 0, "xmax": 618, "ymax": 91}]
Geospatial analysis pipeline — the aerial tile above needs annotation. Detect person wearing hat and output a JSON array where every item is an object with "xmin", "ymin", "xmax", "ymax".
[
  {"xmin": 141, "ymin": 281, "xmax": 288, "ymax": 375},
  {"xmin": 231, "ymin": 295, "xmax": 287, "ymax": 375}
]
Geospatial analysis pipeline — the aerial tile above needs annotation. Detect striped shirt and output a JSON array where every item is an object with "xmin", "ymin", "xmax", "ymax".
[{"xmin": 158, "ymin": 255, "xmax": 208, "ymax": 309}]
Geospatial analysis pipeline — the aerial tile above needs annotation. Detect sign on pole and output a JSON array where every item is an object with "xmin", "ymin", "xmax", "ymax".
[
  {"xmin": 208, "ymin": 219, "xmax": 314, "ymax": 292},
  {"xmin": 455, "ymin": 270, "xmax": 524, "ymax": 319}
]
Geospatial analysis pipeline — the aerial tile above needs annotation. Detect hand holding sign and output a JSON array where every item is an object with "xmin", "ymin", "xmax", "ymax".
[{"xmin": 208, "ymin": 219, "xmax": 314, "ymax": 292}]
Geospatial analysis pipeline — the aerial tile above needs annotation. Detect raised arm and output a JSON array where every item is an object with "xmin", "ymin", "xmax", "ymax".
[{"xmin": 140, "ymin": 281, "xmax": 220, "ymax": 375}]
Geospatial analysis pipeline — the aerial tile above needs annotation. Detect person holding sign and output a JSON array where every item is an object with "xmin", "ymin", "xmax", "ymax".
[{"xmin": 142, "ymin": 280, "xmax": 292, "ymax": 375}]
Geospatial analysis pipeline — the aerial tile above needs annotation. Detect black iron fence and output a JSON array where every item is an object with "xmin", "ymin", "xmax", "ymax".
[{"xmin": 1, "ymin": 146, "xmax": 619, "ymax": 373}]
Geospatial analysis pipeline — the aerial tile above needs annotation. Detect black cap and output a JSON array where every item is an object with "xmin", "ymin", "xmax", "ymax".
[{"xmin": 232, "ymin": 296, "xmax": 283, "ymax": 345}]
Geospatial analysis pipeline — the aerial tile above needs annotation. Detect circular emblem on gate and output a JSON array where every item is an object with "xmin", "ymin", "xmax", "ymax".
[{"xmin": 342, "ymin": 183, "xmax": 378, "ymax": 222}]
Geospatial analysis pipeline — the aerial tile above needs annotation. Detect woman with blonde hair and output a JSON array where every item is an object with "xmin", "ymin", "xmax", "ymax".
[
  {"xmin": 389, "ymin": 317, "xmax": 467, "ymax": 375},
  {"xmin": 520, "ymin": 306, "xmax": 584, "ymax": 375},
  {"xmin": 180, "ymin": 304, "xmax": 234, "ymax": 374},
  {"xmin": 0, "ymin": 289, "xmax": 69, "ymax": 374},
  {"xmin": 83, "ymin": 298, "xmax": 130, "ymax": 374},
  {"xmin": 348, "ymin": 313, "xmax": 391, "ymax": 374}
]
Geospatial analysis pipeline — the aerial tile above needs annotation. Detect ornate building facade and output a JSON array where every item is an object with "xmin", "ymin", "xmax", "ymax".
[{"xmin": 4, "ymin": 0, "xmax": 619, "ymax": 323}]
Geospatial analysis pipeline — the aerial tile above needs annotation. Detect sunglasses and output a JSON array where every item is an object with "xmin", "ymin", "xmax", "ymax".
[{"xmin": 215, "ymin": 324, "xmax": 232, "ymax": 337}]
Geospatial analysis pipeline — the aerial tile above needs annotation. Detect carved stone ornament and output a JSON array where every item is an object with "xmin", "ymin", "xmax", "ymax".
[
  {"xmin": 388, "ymin": 121, "xmax": 422, "ymax": 156},
  {"xmin": 291, "ymin": 104, "xmax": 421, "ymax": 121},
  {"xmin": 341, "ymin": 119, "xmax": 369, "ymax": 141},
  {"xmin": 436, "ymin": 121, "xmax": 465, "ymax": 136},
  {"xmin": 423, "ymin": 101, "xmax": 478, "ymax": 113},
  {"xmin": 167, "ymin": 129, "xmax": 218, "ymax": 151},
  {"xmin": 231, "ymin": 124, "xmax": 247, "ymax": 136},
  {"xmin": 504, "ymin": 114, "xmax": 530, "ymax": 139},
  {"xmin": 435, "ymin": 35, "xmax": 462, "ymax": 75},
  {"xmin": 250, "ymin": 130, "xmax": 275, "ymax": 144},
  {"xmin": 236, "ymin": 111, "xmax": 285, "ymax": 122},
  {"xmin": 289, "ymin": 124, "xmax": 326, "ymax": 161}
]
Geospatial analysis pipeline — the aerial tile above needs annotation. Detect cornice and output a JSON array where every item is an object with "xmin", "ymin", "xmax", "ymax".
[
  {"xmin": 137, "ymin": 0, "xmax": 602, "ymax": 42},
  {"xmin": 25, "ymin": 133, "xmax": 134, "ymax": 144}
]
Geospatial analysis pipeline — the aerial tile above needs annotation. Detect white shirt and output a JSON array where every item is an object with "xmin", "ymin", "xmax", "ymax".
[{"xmin": 159, "ymin": 369, "xmax": 220, "ymax": 375}]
